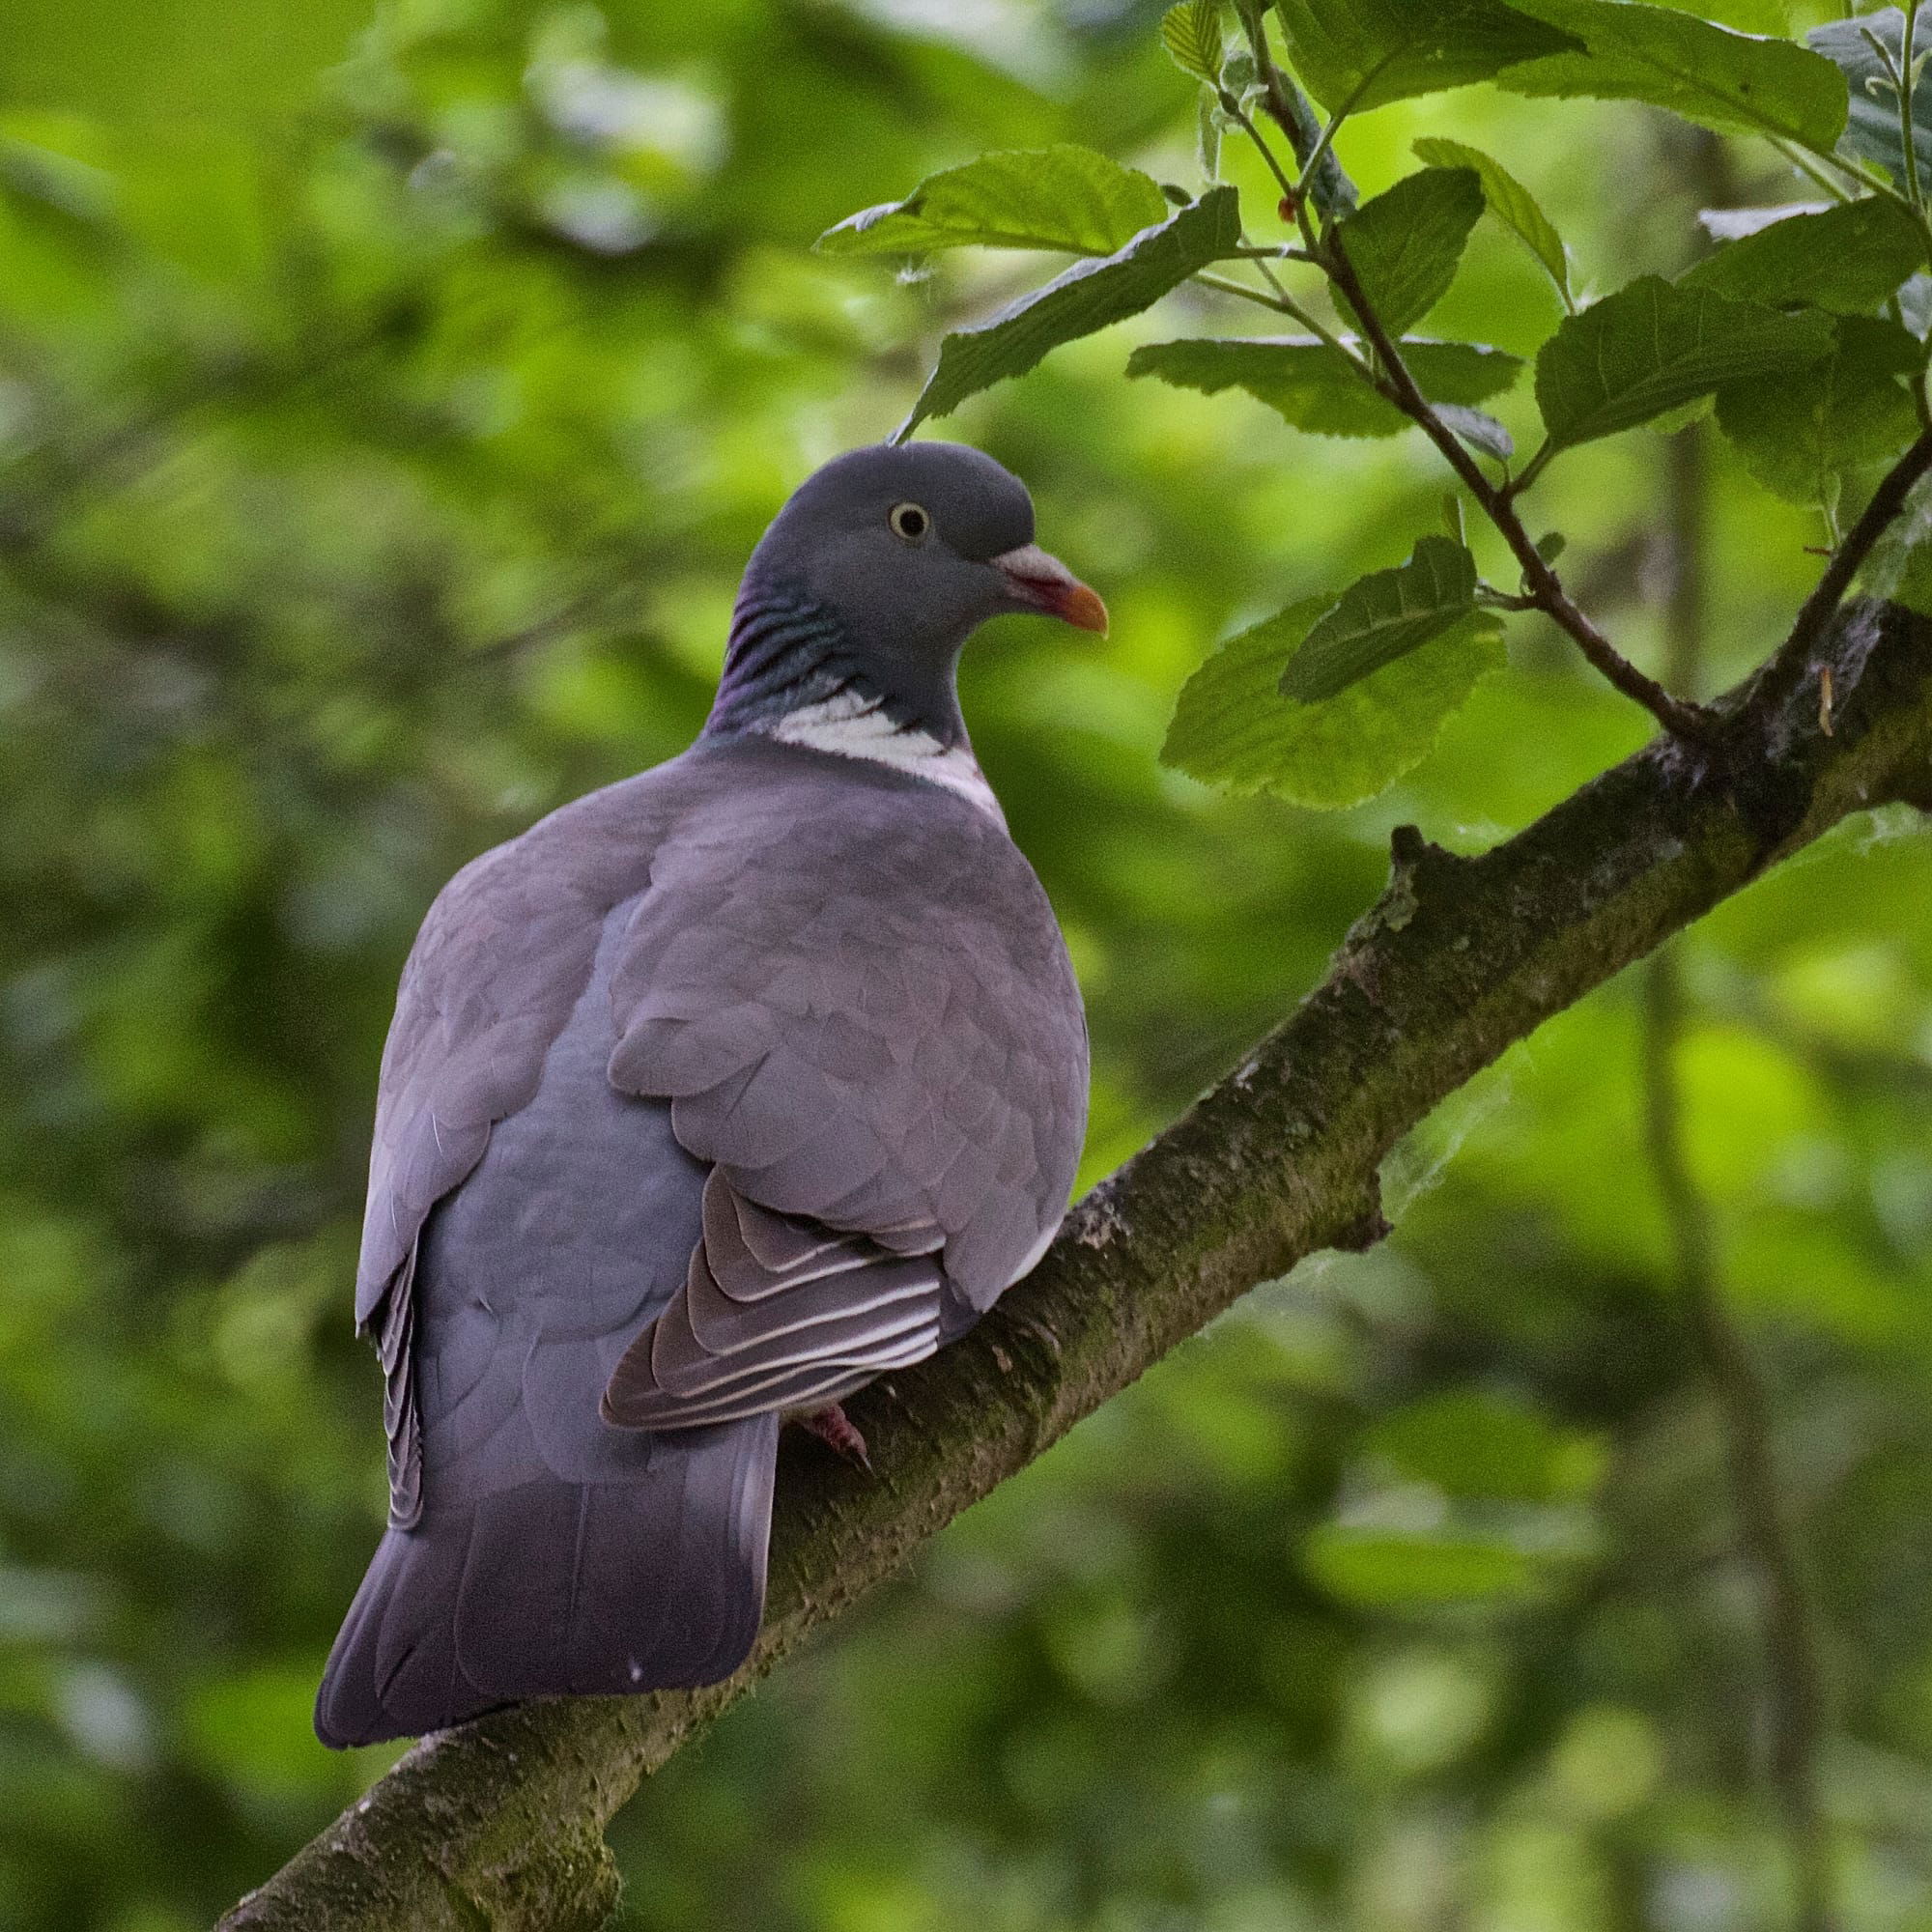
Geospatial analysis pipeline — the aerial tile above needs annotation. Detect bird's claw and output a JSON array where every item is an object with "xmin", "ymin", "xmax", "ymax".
[{"xmin": 799, "ymin": 1402, "xmax": 872, "ymax": 1474}]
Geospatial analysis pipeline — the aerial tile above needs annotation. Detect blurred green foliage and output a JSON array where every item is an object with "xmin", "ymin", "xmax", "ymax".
[{"xmin": 1, "ymin": 2, "xmax": 1931, "ymax": 1929}]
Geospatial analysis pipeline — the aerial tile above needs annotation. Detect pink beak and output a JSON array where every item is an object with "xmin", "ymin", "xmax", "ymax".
[{"xmin": 990, "ymin": 543, "xmax": 1109, "ymax": 636}]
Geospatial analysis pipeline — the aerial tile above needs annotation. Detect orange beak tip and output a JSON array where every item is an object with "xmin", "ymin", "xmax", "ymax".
[{"xmin": 1062, "ymin": 582, "xmax": 1110, "ymax": 637}]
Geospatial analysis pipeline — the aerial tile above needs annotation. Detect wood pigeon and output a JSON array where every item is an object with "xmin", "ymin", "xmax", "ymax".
[{"xmin": 315, "ymin": 442, "xmax": 1100, "ymax": 1747}]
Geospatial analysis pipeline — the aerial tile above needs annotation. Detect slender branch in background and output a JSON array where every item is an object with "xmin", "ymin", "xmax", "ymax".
[
  {"xmin": 1640, "ymin": 959, "xmax": 1835, "ymax": 1932},
  {"xmin": 463, "ymin": 588, "xmax": 624, "ymax": 669},
  {"xmin": 1644, "ymin": 410, "xmax": 1835, "ymax": 1932},
  {"xmin": 1662, "ymin": 427, "xmax": 1707, "ymax": 702}
]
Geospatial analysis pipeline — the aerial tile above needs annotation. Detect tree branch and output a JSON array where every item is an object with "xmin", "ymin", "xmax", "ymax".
[
  {"xmin": 1316, "ymin": 232, "xmax": 1718, "ymax": 745},
  {"xmin": 220, "ymin": 598, "xmax": 1932, "ymax": 1932}
]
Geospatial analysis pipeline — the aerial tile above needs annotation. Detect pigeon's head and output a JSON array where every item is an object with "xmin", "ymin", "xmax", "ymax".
[
  {"xmin": 713, "ymin": 441, "xmax": 1105, "ymax": 744},
  {"xmin": 749, "ymin": 441, "xmax": 1108, "ymax": 646}
]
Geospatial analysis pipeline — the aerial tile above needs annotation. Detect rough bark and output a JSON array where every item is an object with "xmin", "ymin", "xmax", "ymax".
[{"xmin": 220, "ymin": 598, "xmax": 1932, "ymax": 1932}]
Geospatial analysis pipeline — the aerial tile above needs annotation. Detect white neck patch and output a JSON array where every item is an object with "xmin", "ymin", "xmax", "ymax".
[{"xmin": 765, "ymin": 690, "xmax": 1006, "ymax": 826}]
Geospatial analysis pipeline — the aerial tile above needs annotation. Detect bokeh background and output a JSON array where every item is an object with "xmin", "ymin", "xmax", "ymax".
[{"xmin": 4, "ymin": 1, "xmax": 1932, "ymax": 1926}]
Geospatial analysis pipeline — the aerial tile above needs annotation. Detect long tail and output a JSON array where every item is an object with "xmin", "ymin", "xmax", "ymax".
[{"xmin": 315, "ymin": 1416, "xmax": 778, "ymax": 1747}]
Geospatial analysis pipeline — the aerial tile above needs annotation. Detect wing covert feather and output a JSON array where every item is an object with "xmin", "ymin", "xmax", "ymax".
[
  {"xmin": 607, "ymin": 748, "xmax": 1087, "ymax": 1313},
  {"xmin": 601, "ymin": 745, "xmax": 1087, "ymax": 1434}
]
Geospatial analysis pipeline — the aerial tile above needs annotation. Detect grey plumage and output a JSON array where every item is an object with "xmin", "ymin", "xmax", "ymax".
[{"xmin": 317, "ymin": 443, "xmax": 1094, "ymax": 1747}]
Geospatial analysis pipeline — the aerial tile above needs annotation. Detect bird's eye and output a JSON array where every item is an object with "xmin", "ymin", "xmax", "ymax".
[{"xmin": 888, "ymin": 501, "xmax": 931, "ymax": 544}]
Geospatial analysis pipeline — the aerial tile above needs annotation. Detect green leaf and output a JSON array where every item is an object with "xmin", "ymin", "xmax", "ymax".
[
  {"xmin": 1858, "ymin": 469, "xmax": 1932, "ymax": 613},
  {"xmin": 1273, "ymin": 0, "xmax": 1582, "ymax": 114},
  {"xmin": 1535, "ymin": 275, "xmax": 1834, "ymax": 450},
  {"xmin": 1412, "ymin": 135, "xmax": 1570, "ymax": 304},
  {"xmin": 901, "ymin": 185, "xmax": 1240, "ymax": 431},
  {"xmin": 1682, "ymin": 197, "xmax": 1925, "ymax": 313},
  {"xmin": 1687, "ymin": 0, "xmax": 1790, "ymax": 28},
  {"xmin": 1435, "ymin": 402, "xmax": 1514, "ymax": 461},
  {"xmin": 1370, "ymin": 1391, "xmax": 1602, "ymax": 1502},
  {"xmin": 1161, "ymin": 0, "xmax": 1224, "ymax": 84},
  {"xmin": 1335, "ymin": 167, "xmax": 1484, "ymax": 335},
  {"xmin": 1127, "ymin": 334, "xmax": 1522, "ymax": 438},
  {"xmin": 814, "ymin": 146, "xmax": 1170, "ymax": 258},
  {"xmin": 1284, "ymin": 535, "xmax": 1480, "ymax": 700},
  {"xmin": 1904, "ymin": 270, "xmax": 1932, "ymax": 338},
  {"xmin": 1499, "ymin": 0, "xmax": 1848, "ymax": 150},
  {"xmin": 1699, "ymin": 202, "xmax": 1829, "ymax": 242},
  {"xmin": 1160, "ymin": 591, "xmax": 1505, "ymax": 808},
  {"xmin": 1196, "ymin": 92, "xmax": 1223, "ymax": 177},
  {"xmin": 1715, "ymin": 316, "xmax": 1922, "ymax": 506},
  {"xmin": 1304, "ymin": 1525, "xmax": 1551, "ymax": 1606},
  {"xmin": 1268, "ymin": 66, "xmax": 1361, "ymax": 218},
  {"xmin": 1808, "ymin": 11, "xmax": 1932, "ymax": 187}
]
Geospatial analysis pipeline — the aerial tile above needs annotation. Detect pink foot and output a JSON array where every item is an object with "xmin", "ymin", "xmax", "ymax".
[{"xmin": 798, "ymin": 1402, "xmax": 872, "ymax": 1474}]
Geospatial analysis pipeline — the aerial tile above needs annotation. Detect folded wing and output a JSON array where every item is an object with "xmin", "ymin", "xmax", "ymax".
[{"xmin": 602, "ymin": 755, "xmax": 1088, "ymax": 1431}]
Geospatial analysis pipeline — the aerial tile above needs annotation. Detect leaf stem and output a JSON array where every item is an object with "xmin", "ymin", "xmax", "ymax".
[
  {"xmin": 1294, "ymin": 84, "xmax": 1369, "ymax": 204},
  {"xmin": 1246, "ymin": 247, "xmax": 1296, "ymax": 305},
  {"xmin": 1784, "ymin": 129, "xmax": 1932, "ymax": 260},
  {"xmin": 1229, "ymin": 0, "xmax": 1332, "ymax": 251},
  {"xmin": 1216, "ymin": 89, "xmax": 1301, "ymax": 210},
  {"xmin": 1507, "ymin": 439, "xmax": 1556, "ymax": 499},
  {"xmin": 1768, "ymin": 138, "xmax": 1855, "ymax": 205},
  {"xmin": 1906, "ymin": 2, "xmax": 1928, "ymax": 212},
  {"xmin": 1194, "ymin": 270, "xmax": 1370, "ymax": 372}
]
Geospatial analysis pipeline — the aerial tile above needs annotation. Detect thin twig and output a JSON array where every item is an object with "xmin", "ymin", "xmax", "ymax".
[
  {"xmin": 1193, "ymin": 271, "xmax": 1369, "ymax": 370},
  {"xmin": 1293, "ymin": 84, "xmax": 1367, "ymax": 201},
  {"xmin": 1215, "ymin": 89, "xmax": 1301, "ymax": 210},
  {"xmin": 1754, "ymin": 426, "xmax": 1932, "ymax": 723},
  {"xmin": 1318, "ymin": 230, "xmax": 1717, "ymax": 742},
  {"xmin": 1230, "ymin": 1, "xmax": 1331, "ymax": 252},
  {"xmin": 1200, "ymin": 51, "xmax": 1701, "ymax": 740}
]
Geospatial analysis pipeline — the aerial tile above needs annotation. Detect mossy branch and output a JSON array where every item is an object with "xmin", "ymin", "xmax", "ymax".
[{"xmin": 220, "ymin": 598, "xmax": 1932, "ymax": 1932}]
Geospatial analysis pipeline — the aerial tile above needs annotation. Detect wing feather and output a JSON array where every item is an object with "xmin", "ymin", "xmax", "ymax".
[
  {"xmin": 598, "ymin": 748, "xmax": 1086, "ymax": 1437},
  {"xmin": 603, "ymin": 1174, "xmax": 945, "ymax": 1428}
]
